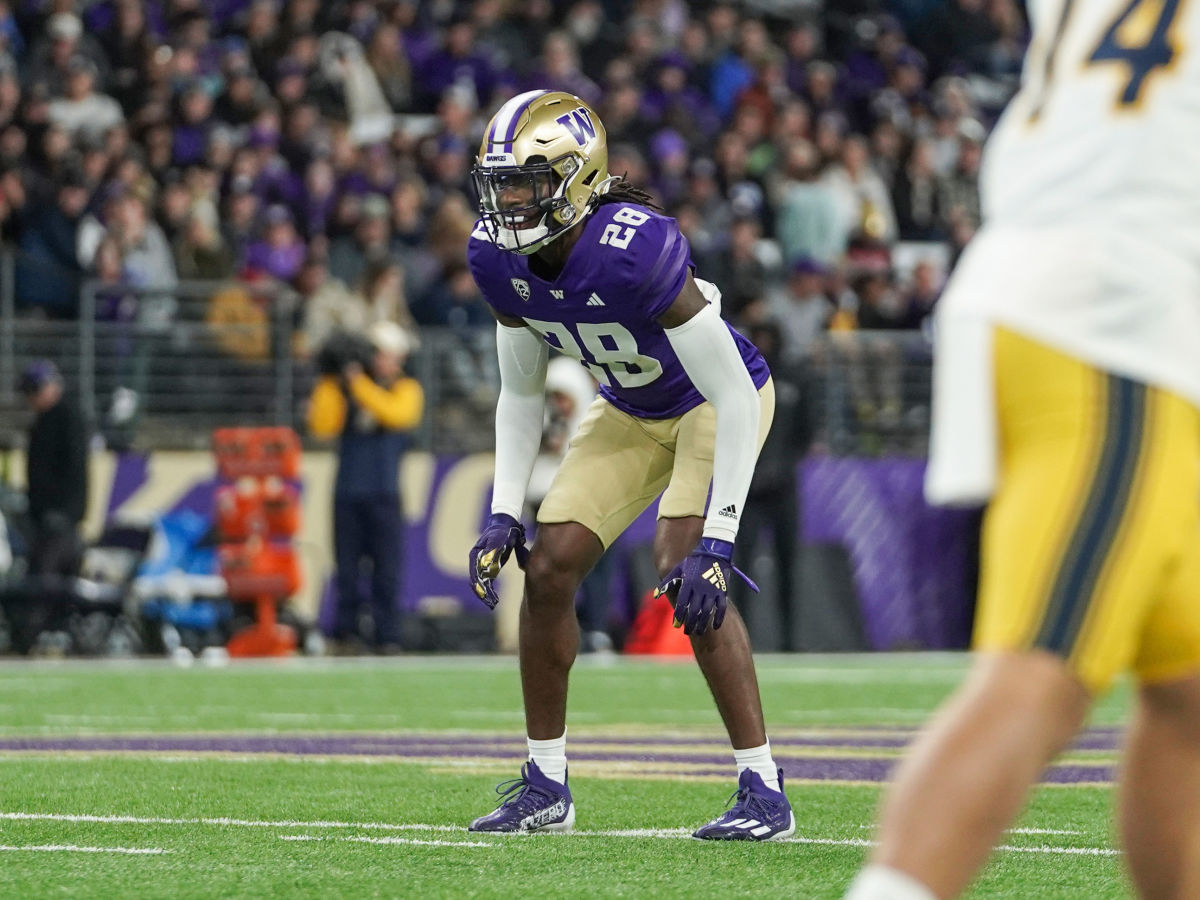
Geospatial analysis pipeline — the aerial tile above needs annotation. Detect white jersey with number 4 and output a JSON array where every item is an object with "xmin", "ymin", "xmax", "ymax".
[
  {"xmin": 939, "ymin": 0, "xmax": 1200, "ymax": 408},
  {"xmin": 927, "ymin": 0, "xmax": 1200, "ymax": 505}
]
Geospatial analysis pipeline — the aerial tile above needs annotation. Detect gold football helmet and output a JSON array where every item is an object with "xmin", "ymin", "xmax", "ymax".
[{"xmin": 473, "ymin": 90, "xmax": 615, "ymax": 254}]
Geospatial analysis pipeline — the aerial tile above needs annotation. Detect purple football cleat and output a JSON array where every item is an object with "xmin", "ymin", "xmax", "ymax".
[
  {"xmin": 693, "ymin": 768, "xmax": 795, "ymax": 841},
  {"xmin": 468, "ymin": 760, "xmax": 576, "ymax": 833}
]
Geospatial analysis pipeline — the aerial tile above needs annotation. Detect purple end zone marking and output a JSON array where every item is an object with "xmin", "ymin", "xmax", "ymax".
[{"xmin": 0, "ymin": 734, "xmax": 1118, "ymax": 784}]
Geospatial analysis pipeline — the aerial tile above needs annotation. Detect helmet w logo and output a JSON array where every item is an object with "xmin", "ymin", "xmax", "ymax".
[{"xmin": 556, "ymin": 108, "xmax": 596, "ymax": 147}]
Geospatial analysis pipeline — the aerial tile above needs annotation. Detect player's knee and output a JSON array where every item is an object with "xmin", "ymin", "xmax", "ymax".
[
  {"xmin": 524, "ymin": 544, "xmax": 584, "ymax": 612},
  {"xmin": 968, "ymin": 650, "xmax": 1092, "ymax": 734}
]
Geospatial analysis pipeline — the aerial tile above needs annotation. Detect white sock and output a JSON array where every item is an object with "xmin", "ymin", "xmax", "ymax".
[
  {"xmin": 843, "ymin": 865, "xmax": 938, "ymax": 900},
  {"xmin": 528, "ymin": 731, "xmax": 567, "ymax": 785},
  {"xmin": 734, "ymin": 740, "xmax": 781, "ymax": 793}
]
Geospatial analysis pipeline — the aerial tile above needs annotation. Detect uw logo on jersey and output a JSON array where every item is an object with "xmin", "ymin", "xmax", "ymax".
[
  {"xmin": 550, "ymin": 289, "xmax": 564, "ymax": 300},
  {"xmin": 556, "ymin": 108, "xmax": 596, "ymax": 147},
  {"xmin": 511, "ymin": 278, "xmax": 531, "ymax": 302}
]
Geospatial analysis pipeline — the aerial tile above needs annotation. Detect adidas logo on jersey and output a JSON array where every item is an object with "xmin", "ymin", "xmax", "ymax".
[
  {"xmin": 717, "ymin": 504, "xmax": 738, "ymax": 519},
  {"xmin": 586, "ymin": 292, "xmax": 605, "ymax": 307}
]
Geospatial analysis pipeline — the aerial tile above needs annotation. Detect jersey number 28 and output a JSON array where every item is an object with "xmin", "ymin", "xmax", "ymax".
[{"xmin": 524, "ymin": 318, "xmax": 663, "ymax": 389}]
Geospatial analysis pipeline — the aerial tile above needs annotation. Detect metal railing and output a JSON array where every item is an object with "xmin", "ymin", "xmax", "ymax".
[{"xmin": 0, "ymin": 274, "xmax": 933, "ymax": 455}]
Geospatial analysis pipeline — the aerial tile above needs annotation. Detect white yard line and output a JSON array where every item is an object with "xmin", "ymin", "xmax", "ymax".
[
  {"xmin": 858, "ymin": 824, "xmax": 1083, "ymax": 836},
  {"xmin": 281, "ymin": 835, "xmax": 498, "ymax": 849},
  {"xmin": 0, "ymin": 812, "xmax": 459, "ymax": 831},
  {"xmin": 0, "ymin": 843, "xmax": 166, "ymax": 854},
  {"xmin": 0, "ymin": 811, "xmax": 1119, "ymax": 857}
]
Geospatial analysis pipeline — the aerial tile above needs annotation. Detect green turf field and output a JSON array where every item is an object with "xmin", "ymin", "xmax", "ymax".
[{"xmin": 0, "ymin": 654, "xmax": 1134, "ymax": 898}]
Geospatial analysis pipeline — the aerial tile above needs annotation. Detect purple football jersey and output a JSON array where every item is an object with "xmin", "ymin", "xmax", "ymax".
[{"xmin": 467, "ymin": 202, "xmax": 769, "ymax": 419}]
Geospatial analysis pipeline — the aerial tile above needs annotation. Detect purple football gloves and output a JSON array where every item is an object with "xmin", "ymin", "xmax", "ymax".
[
  {"xmin": 469, "ymin": 513, "xmax": 530, "ymax": 610},
  {"xmin": 654, "ymin": 538, "xmax": 758, "ymax": 636}
]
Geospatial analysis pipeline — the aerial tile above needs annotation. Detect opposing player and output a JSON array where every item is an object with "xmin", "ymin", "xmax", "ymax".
[
  {"xmin": 463, "ymin": 90, "xmax": 794, "ymax": 840},
  {"xmin": 846, "ymin": 2, "xmax": 1200, "ymax": 898}
]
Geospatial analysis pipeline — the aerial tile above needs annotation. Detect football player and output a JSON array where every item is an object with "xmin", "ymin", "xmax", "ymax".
[
  {"xmin": 464, "ymin": 89, "xmax": 794, "ymax": 840},
  {"xmin": 846, "ymin": 1, "xmax": 1200, "ymax": 898}
]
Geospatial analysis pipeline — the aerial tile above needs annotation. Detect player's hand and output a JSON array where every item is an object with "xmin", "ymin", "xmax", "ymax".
[
  {"xmin": 653, "ymin": 538, "xmax": 758, "ymax": 636},
  {"xmin": 468, "ymin": 513, "xmax": 530, "ymax": 610}
]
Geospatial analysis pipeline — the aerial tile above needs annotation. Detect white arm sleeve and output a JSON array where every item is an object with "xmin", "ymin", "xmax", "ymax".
[
  {"xmin": 490, "ymin": 323, "xmax": 549, "ymax": 520},
  {"xmin": 665, "ymin": 303, "xmax": 761, "ymax": 543}
]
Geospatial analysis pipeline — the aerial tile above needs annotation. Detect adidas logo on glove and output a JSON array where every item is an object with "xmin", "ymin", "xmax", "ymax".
[
  {"xmin": 717, "ymin": 504, "xmax": 738, "ymax": 519},
  {"xmin": 701, "ymin": 564, "xmax": 727, "ymax": 591}
]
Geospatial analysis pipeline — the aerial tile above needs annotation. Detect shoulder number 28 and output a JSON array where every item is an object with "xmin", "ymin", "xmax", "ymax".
[{"xmin": 598, "ymin": 207, "xmax": 650, "ymax": 250}]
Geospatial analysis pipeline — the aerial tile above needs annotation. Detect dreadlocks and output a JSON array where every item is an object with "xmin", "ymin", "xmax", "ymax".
[{"xmin": 595, "ymin": 178, "xmax": 661, "ymax": 211}]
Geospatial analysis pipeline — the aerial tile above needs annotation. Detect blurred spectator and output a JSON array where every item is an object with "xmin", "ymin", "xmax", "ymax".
[
  {"xmin": 156, "ymin": 174, "xmax": 193, "ymax": 243},
  {"xmin": 20, "ymin": 360, "xmax": 89, "ymax": 577},
  {"xmin": 303, "ymin": 256, "xmax": 417, "ymax": 356},
  {"xmin": 529, "ymin": 30, "xmax": 601, "ymax": 107},
  {"xmin": 854, "ymin": 270, "xmax": 916, "ymax": 330},
  {"xmin": 328, "ymin": 192, "xmax": 392, "ymax": 286},
  {"xmin": 174, "ymin": 208, "xmax": 233, "ymax": 281},
  {"xmin": 642, "ymin": 51, "xmax": 719, "ymax": 144},
  {"xmin": 26, "ymin": 12, "xmax": 108, "ymax": 98},
  {"xmin": 937, "ymin": 122, "xmax": 984, "ymax": 234},
  {"xmin": 243, "ymin": 204, "xmax": 306, "ymax": 282},
  {"xmin": 715, "ymin": 215, "xmax": 769, "ymax": 325},
  {"xmin": 221, "ymin": 175, "xmax": 262, "ymax": 261},
  {"xmin": 648, "ymin": 128, "xmax": 691, "ymax": 209},
  {"xmin": 417, "ymin": 16, "xmax": 497, "ymax": 112},
  {"xmin": 772, "ymin": 139, "xmax": 843, "ymax": 265},
  {"xmin": 822, "ymin": 134, "xmax": 898, "ymax": 245},
  {"xmin": 307, "ymin": 320, "xmax": 424, "ymax": 653},
  {"xmin": 773, "ymin": 258, "xmax": 835, "ymax": 365},
  {"xmin": 98, "ymin": 0, "xmax": 153, "ymax": 111},
  {"xmin": 47, "ymin": 56, "xmax": 124, "ymax": 144},
  {"xmin": 110, "ymin": 188, "xmax": 178, "ymax": 294},
  {"xmin": 915, "ymin": 0, "xmax": 1000, "ymax": 77},
  {"xmin": 365, "ymin": 21, "xmax": 412, "ymax": 111},
  {"xmin": 15, "ymin": 169, "xmax": 88, "ymax": 317},
  {"xmin": 896, "ymin": 258, "xmax": 942, "ymax": 329},
  {"xmin": 892, "ymin": 137, "xmax": 943, "ymax": 240},
  {"xmin": 170, "ymin": 82, "xmax": 214, "ymax": 168}
]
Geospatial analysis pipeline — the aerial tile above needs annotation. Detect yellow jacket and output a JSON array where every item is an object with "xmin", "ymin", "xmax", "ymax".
[{"xmin": 307, "ymin": 374, "xmax": 424, "ymax": 438}]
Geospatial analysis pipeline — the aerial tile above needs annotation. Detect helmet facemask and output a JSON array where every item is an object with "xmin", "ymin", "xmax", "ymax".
[
  {"xmin": 473, "ymin": 154, "xmax": 584, "ymax": 255},
  {"xmin": 475, "ymin": 91, "xmax": 610, "ymax": 255}
]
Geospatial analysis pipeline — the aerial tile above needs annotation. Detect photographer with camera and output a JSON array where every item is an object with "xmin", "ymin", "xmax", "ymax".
[{"xmin": 308, "ymin": 321, "xmax": 424, "ymax": 654}]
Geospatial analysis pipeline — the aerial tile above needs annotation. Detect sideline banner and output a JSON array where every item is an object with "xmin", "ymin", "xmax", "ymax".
[{"xmin": 65, "ymin": 451, "xmax": 980, "ymax": 650}]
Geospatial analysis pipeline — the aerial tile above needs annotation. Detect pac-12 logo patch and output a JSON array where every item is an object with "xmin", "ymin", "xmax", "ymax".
[{"xmin": 511, "ymin": 278, "xmax": 531, "ymax": 301}]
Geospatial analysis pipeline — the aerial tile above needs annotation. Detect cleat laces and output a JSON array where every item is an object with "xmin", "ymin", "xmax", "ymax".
[{"xmin": 491, "ymin": 763, "xmax": 554, "ymax": 815}]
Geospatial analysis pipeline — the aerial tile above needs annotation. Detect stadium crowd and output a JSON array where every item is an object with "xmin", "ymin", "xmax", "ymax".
[{"xmin": 4, "ymin": 0, "xmax": 1027, "ymax": 369}]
